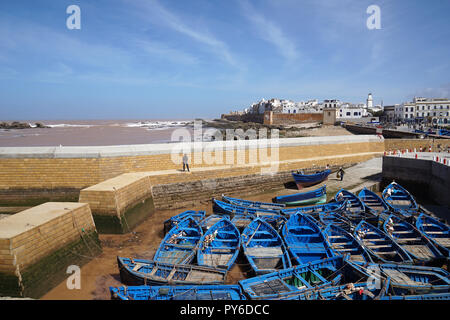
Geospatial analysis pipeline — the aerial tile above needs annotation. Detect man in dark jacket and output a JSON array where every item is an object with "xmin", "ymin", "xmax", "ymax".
[
  {"xmin": 182, "ymin": 154, "xmax": 190, "ymax": 172},
  {"xmin": 338, "ymin": 167, "xmax": 345, "ymax": 181}
]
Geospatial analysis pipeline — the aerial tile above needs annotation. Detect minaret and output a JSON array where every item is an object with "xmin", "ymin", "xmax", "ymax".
[{"xmin": 367, "ymin": 93, "xmax": 373, "ymax": 110}]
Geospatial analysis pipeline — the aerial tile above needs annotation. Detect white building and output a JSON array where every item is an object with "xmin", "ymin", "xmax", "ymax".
[
  {"xmin": 413, "ymin": 97, "xmax": 450, "ymax": 124},
  {"xmin": 367, "ymin": 93, "xmax": 373, "ymax": 110}
]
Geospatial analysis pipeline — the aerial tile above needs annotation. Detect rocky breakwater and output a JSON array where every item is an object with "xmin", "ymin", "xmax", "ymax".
[
  {"xmin": 0, "ymin": 121, "xmax": 49, "ymax": 129},
  {"xmin": 199, "ymin": 118, "xmax": 318, "ymax": 139}
]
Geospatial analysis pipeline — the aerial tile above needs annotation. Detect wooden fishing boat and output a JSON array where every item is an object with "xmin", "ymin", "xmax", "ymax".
[
  {"xmin": 382, "ymin": 214, "xmax": 443, "ymax": 263},
  {"xmin": 282, "ymin": 213, "xmax": 335, "ymax": 265},
  {"xmin": 231, "ymin": 214, "xmax": 254, "ymax": 231},
  {"xmin": 163, "ymin": 210, "xmax": 206, "ymax": 235},
  {"xmin": 296, "ymin": 281, "xmax": 389, "ymax": 300},
  {"xmin": 197, "ymin": 218, "xmax": 241, "ymax": 270},
  {"xmin": 353, "ymin": 220, "xmax": 413, "ymax": 264},
  {"xmin": 241, "ymin": 218, "xmax": 292, "ymax": 275},
  {"xmin": 238, "ymin": 257, "xmax": 345, "ymax": 300},
  {"xmin": 291, "ymin": 169, "xmax": 331, "ymax": 189},
  {"xmin": 116, "ymin": 257, "xmax": 227, "ymax": 286},
  {"xmin": 110, "ymin": 284, "xmax": 246, "ymax": 300},
  {"xmin": 213, "ymin": 198, "xmax": 282, "ymax": 217},
  {"xmin": 380, "ymin": 292, "xmax": 450, "ymax": 300},
  {"xmin": 318, "ymin": 211, "xmax": 353, "ymax": 231},
  {"xmin": 199, "ymin": 214, "xmax": 230, "ymax": 231},
  {"xmin": 153, "ymin": 217, "xmax": 202, "ymax": 265},
  {"xmin": 358, "ymin": 188, "xmax": 389, "ymax": 215},
  {"xmin": 281, "ymin": 200, "xmax": 347, "ymax": 216},
  {"xmin": 323, "ymin": 224, "xmax": 373, "ymax": 264},
  {"xmin": 416, "ymin": 213, "xmax": 450, "ymax": 257},
  {"xmin": 349, "ymin": 262, "xmax": 450, "ymax": 295},
  {"xmin": 222, "ymin": 195, "xmax": 286, "ymax": 209},
  {"xmin": 335, "ymin": 189, "xmax": 378, "ymax": 223},
  {"xmin": 272, "ymin": 185, "xmax": 327, "ymax": 206},
  {"xmin": 382, "ymin": 182, "xmax": 418, "ymax": 218}
]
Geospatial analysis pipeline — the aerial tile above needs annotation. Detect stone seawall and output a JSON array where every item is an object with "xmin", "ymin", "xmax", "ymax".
[
  {"xmin": 0, "ymin": 135, "xmax": 384, "ymax": 206},
  {"xmin": 0, "ymin": 202, "xmax": 102, "ymax": 298},
  {"xmin": 382, "ymin": 155, "xmax": 450, "ymax": 207}
]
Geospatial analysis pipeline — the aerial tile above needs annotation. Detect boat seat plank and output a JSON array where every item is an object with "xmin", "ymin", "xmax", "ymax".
[
  {"xmin": 433, "ymin": 238, "xmax": 450, "ymax": 247},
  {"xmin": 246, "ymin": 247, "xmax": 283, "ymax": 257}
]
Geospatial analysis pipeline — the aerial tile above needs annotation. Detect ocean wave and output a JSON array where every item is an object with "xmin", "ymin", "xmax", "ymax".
[
  {"xmin": 45, "ymin": 123, "xmax": 94, "ymax": 128},
  {"xmin": 125, "ymin": 121, "xmax": 192, "ymax": 130}
]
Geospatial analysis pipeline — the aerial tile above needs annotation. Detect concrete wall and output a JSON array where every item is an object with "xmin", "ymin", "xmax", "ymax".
[
  {"xmin": 0, "ymin": 202, "xmax": 101, "ymax": 297},
  {"xmin": 0, "ymin": 135, "xmax": 385, "ymax": 206},
  {"xmin": 382, "ymin": 156, "xmax": 450, "ymax": 206},
  {"xmin": 384, "ymin": 139, "xmax": 450, "ymax": 153}
]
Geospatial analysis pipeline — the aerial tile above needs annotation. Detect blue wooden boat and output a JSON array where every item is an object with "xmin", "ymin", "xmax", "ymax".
[
  {"xmin": 295, "ymin": 281, "xmax": 389, "ymax": 300},
  {"xmin": 354, "ymin": 220, "xmax": 413, "ymax": 264},
  {"xmin": 197, "ymin": 218, "xmax": 241, "ymax": 270},
  {"xmin": 272, "ymin": 185, "xmax": 327, "ymax": 206},
  {"xmin": 282, "ymin": 213, "xmax": 335, "ymax": 265},
  {"xmin": 323, "ymin": 224, "xmax": 373, "ymax": 264},
  {"xmin": 222, "ymin": 195, "xmax": 286, "ymax": 209},
  {"xmin": 116, "ymin": 257, "xmax": 227, "ymax": 286},
  {"xmin": 381, "ymin": 292, "xmax": 450, "ymax": 300},
  {"xmin": 238, "ymin": 257, "xmax": 346, "ymax": 300},
  {"xmin": 382, "ymin": 214, "xmax": 443, "ymax": 263},
  {"xmin": 110, "ymin": 284, "xmax": 246, "ymax": 300},
  {"xmin": 358, "ymin": 188, "xmax": 389, "ymax": 215},
  {"xmin": 416, "ymin": 213, "xmax": 450, "ymax": 257},
  {"xmin": 335, "ymin": 189, "xmax": 378, "ymax": 222},
  {"xmin": 199, "ymin": 214, "xmax": 230, "ymax": 231},
  {"xmin": 382, "ymin": 182, "xmax": 418, "ymax": 218},
  {"xmin": 318, "ymin": 211, "xmax": 353, "ymax": 231},
  {"xmin": 291, "ymin": 169, "xmax": 331, "ymax": 189},
  {"xmin": 239, "ymin": 256, "xmax": 378, "ymax": 300},
  {"xmin": 231, "ymin": 214, "xmax": 254, "ymax": 231},
  {"xmin": 349, "ymin": 262, "xmax": 450, "ymax": 295},
  {"xmin": 213, "ymin": 198, "xmax": 282, "ymax": 217},
  {"xmin": 153, "ymin": 217, "xmax": 203, "ymax": 265},
  {"xmin": 241, "ymin": 218, "xmax": 292, "ymax": 275},
  {"xmin": 282, "ymin": 200, "xmax": 347, "ymax": 216},
  {"xmin": 163, "ymin": 210, "xmax": 206, "ymax": 234}
]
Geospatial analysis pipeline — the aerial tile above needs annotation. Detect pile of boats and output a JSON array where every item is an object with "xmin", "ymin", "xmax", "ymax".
[{"xmin": 109, "ymin": 177, "xmax": 450, "ymax": 301}]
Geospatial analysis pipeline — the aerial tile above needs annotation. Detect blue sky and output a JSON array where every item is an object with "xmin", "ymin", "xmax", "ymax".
[{"xmin": 0, "ymin": 0, "xmax": 449, "ymax": 120}]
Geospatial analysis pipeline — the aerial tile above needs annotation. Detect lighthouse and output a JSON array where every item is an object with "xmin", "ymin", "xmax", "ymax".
[{"xmin": 367, "ymin": 93, "xmax": 373, "ymax": 110}]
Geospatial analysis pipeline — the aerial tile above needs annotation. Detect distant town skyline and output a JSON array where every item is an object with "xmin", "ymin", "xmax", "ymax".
[{"xmin": 0, "ymin": 0, "xmax": 449, "ymax": 120}]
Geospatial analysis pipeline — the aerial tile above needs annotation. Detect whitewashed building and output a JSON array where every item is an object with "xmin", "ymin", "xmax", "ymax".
[{"xmin": 414, "ymin": 97, "xmax": 450, "ymax": 124}]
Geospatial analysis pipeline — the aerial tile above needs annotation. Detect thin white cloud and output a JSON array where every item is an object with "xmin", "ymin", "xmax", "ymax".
[
  {"xmin": 240, "ymin": 0, "xmax": 299, "ymax": 62},
  {"xmin": 135, "ymin": 39, "xmax": 199, "ymax": 65},
  {"xmin": 130, "ymin": 0, "xmax": 238, "ymax": 67}
]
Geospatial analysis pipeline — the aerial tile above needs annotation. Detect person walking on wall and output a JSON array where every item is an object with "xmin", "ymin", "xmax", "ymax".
[
  {"xmin": 182, "ymin": 154, "xmax": 190, "ymax": 172},
  {"xmin": 338, "ymin": 167, "xmax": 345, "ymax": 181}
]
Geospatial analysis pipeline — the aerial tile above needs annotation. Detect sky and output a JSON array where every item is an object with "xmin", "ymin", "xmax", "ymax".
[{"xmin": 0, "ymin": 0, "xmax": 450, "ymax": 120}]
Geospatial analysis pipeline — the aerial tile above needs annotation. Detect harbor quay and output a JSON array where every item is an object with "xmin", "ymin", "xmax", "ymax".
[{"xmin": 0, "ymin": 135, "xmax": 449, "ymax": 299}]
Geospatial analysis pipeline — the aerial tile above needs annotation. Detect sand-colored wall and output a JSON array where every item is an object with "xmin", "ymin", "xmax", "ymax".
[
  {"xmin": 0, "ymin": 202, "xmax": 96, "ymax": 274},
  {"xmin": 79, "ymin": 172, "xmax": 152, "ymax": 216},
  {"xmin": 0, "ymin": 136, "xmax": 384, "ymax": 191},
  {"xmin": 384, "ymin": 138, "xmax": 450, "ymax": 152}
]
